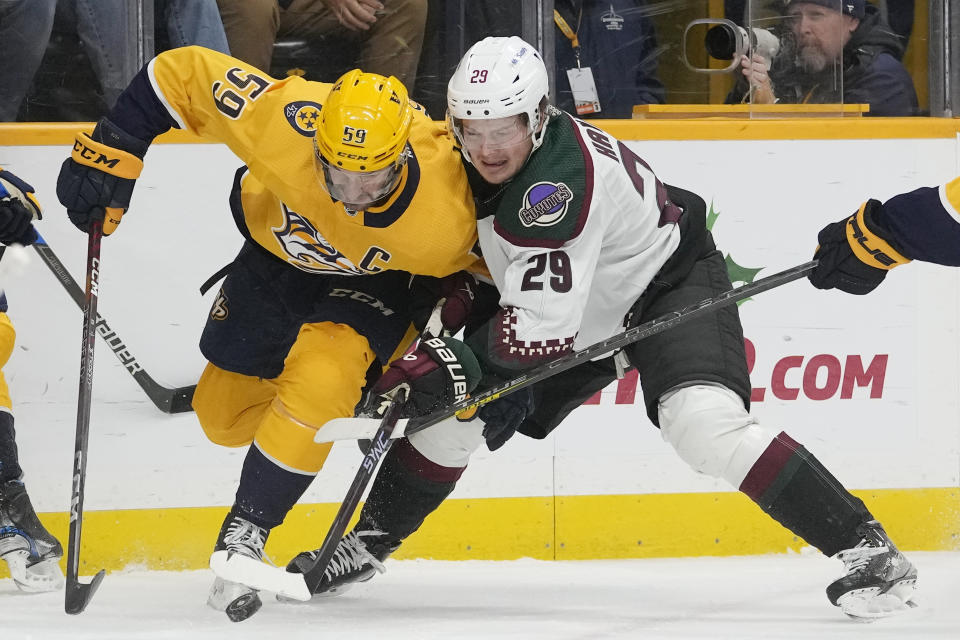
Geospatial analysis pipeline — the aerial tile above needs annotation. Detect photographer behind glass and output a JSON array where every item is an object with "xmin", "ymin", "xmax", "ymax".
[{"xmin": 720, "ymin": 0, "xmax": 917, "ymax": 116}]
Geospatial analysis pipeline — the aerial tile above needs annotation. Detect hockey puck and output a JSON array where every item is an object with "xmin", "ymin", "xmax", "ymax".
[{"xmin": 225, "ymin": 591, "xmax": 263, "ymax": 622}]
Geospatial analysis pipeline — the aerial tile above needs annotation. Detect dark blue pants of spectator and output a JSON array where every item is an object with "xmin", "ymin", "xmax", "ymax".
[
  {"xmin": 63, "ymin": 0, "xmax": 230, "ymax": 108},
  {"xmin": 0, "ymin": 0, "xmax": 56, "ymax": 121}
]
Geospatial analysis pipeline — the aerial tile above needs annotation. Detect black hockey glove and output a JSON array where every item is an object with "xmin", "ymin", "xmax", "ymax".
[
  {"xmin": 368, "ymin": 336, "xmax": 482, "ymax": 419},
  {"xmin": 478, "ymin": 386, "xmax": 535, "ymax": 451},
  {"xmin": 410, "ymin": 271, "xmax": 480, "ymax": 337},
  {"xmin": 809, "ymin": 199, "xmax": 911, "ymax": 295},
  {"xmin": 0, "ymin": 169, "xmax": 42, "ymax": 246},
  {"xmin": 57, "ymin": 117, "xmax": 149, "ymax": 236}
]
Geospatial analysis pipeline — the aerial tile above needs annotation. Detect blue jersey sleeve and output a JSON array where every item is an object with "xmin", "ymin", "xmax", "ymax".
[
  {"xmin": 879, "ymin": 180, "xmax": 960, "ymax": 266},
  {"xmin": 108, "ymin": 63, "xmax": 180, "ymax": 142}
]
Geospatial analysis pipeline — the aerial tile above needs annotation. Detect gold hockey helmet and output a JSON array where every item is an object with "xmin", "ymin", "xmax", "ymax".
[{"xmin": 314, "ymin": 70, "xmax": 414, "ymax": 209}]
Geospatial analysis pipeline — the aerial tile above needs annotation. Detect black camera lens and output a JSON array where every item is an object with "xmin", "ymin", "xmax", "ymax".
[{"xmin": 705, "ymin": 24, "xmax": 737, "ymax": 60}]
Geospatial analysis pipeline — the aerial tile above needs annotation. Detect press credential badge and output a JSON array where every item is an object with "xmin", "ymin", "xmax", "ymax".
[{"xmin": 566, "ymin": 67, "xmax": 601, "ymax": 115}]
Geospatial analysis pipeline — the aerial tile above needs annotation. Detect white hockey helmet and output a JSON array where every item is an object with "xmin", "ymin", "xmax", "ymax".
[{"xmin": 447, "ymin": 36, "xmax": 550, "ymax": 163}]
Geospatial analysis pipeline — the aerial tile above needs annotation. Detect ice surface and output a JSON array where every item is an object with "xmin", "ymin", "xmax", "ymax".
[{"xmin": 4, "ymin": 552, "xmax": 959, "ymax": 639}]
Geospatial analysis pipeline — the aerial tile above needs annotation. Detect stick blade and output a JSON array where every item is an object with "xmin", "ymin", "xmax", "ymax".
[
  {"xmin": 314, "ymin": 417, "xmax": 409, "ymax": 443},
  {"xmin": 210, "ymin": 550, "xmax": 311, "ymax": 601},
  {"xmin": 65, "ymin": 569, "xmax": 106, "ymax": 614},
  {"xmin": 166, "ymin": 385, "xmax": 196, "ymax": 414}
]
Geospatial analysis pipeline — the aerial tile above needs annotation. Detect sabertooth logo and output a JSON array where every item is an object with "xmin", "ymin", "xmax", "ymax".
[
  {"xmin": 274, "ymin": 206, "xmax": 366, "ymax": 275},
  {"xmin": 707, "ymin": 199, "xmax": 764, "ymax": 305},
  {"xmin": 284, "ymin": 101, "xmax": 322, "ymax": 137},
  {"xmin": 518, "ymin": 181, "xmax": 573, "ymax": 227}
]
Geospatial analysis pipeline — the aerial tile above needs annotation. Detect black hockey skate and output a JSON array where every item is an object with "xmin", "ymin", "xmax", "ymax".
[
  {"xmin": 285, "ymin": 525, "xmax": 400, "ymax": 597},
  {"xmin": 826, "ymin": 520, "xmax": 918, "ymax": 619},
  {"xmin": 0, "ymin": 478, "xmax": 64, "ymax": 592},
  {"xmin": 207, "ymin": 510, "xmax": 269, "ymax": 622}
]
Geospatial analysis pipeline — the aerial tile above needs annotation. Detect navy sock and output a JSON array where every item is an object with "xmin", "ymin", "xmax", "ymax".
[{"xmin": 233, "ymin": 445, "xmax": 315, "ymax": 530}]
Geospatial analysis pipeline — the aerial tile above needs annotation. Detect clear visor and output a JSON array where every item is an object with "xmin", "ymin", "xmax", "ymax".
[
  {"xmin": 452, "ymin": 115, "xmax": 532, "ymax": 153},
  {"xmin": 314, "ymin": 145, "xmax": 406, "ymax": 210}
]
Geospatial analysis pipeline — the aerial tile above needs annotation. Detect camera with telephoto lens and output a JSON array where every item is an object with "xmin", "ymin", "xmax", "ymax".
[{"xmin": 705, "ymin": 23, "xmax": 780, "ymax": 62}]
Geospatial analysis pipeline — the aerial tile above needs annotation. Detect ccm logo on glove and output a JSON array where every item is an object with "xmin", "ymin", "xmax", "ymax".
[{"xmin": 72, "ymin": 142, "xmax": 123, "ymax": 170}]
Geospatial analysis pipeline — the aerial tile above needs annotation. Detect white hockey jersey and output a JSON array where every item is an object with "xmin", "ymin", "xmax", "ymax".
[{"xmin": 474, "ymin": 113, "xmax": 681, "ymax": 370}]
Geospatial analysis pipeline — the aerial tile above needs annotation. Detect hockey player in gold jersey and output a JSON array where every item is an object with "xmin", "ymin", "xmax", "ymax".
[
  {"xmin": 56, "ymin": 46, "xmax": 482, "ymax": 619},
  {"xmin": 810, "ymin": 175, "xmax": 960, "ymax": 293},
  {"xmin": 0, "ymin": 169, "xmax": 64, "ymax": 593}
]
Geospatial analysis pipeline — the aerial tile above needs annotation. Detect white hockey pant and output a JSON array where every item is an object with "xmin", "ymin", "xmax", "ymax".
[
  {"xmin": 403, "ymin": 382, "xmax": 778, "ymax": 487},
  {"xmin": 406, "ymin": 414, "xmax": 486, "ymax": 469},
  {"xmin": 658, "ymin": 383, "xmax": 776, "ymax": 488}
]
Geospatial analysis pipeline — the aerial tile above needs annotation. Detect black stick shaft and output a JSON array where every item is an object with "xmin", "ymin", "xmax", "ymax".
[
  {"xmin": 65, "ymin": 222, "xmax": 106, "ymax": 614},
  {"xmin": 32, "ymin": 234, "xmax": 195, "ymax": 413},
  {"xmin": 301, "ymin": 388, "xmax": 408, "ymax": 592},
  {"xmin": 403, "ymin": 260, "xmax": 818, "ymax": 438},
  {"xmin": 298, "ymin": 261, "xmax": 815, "ymax": 592}
]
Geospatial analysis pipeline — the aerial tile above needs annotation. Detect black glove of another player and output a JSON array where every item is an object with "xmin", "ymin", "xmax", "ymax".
[
  {"xmin": 368, "ymin": 336, "xmax": 481, "ymax": 419},
  {"xmin": 809, "ymin": 199, "xmax": 911, "ymax": 295},
  {"xmin": 57, "ymin": 117, "xmax": 149, "ymax": 236},
  {"xmin": 0, "ymin": 169, "xmax": 42, "ymax": 246},
  {"xmin": 477, "ymin": 387, "xmax": 535, "ymax": 451}
]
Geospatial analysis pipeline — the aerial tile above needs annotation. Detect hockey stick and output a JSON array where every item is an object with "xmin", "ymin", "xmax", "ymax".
[
  {"xmin": 314, "ymin": 260, "xmax": 820, "ymax": 444},
  {"xmin": 295, "ymin": 261, "xmax": 818, "ymax": 592},
  {"xmin": 298, "ymin": 387, "xmax": 409, "ymax": 599},
  {"xmin": 285, "ymin": 260, "xmax": 818, "ymax": 595},
  {"xmin": 65, "ymin": 221, "xmax": 106, "ymax": 615},
  {"xmin": 215, "ymin": 387, "xmax": 411, "ymax": 620},
  {"xmin": 32, "ymin": 234, "xmax": 195, "ymax": 413}
]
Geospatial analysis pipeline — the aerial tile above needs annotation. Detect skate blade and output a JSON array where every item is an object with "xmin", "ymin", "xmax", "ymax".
[
  {"xmin": 838, "ymin": 580, "xmax": 918, "ymax": 621},
  {"xmin": 4, "ymin": 551, "xmax": 65, "ymax": 593},
  {"xmin": 210, "ymin": 550, "xmax": 311, "ymax": 602}
]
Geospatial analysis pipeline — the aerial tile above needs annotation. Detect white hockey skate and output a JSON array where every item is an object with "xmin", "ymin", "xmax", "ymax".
[
  {"xmin": 827, "ymin": 520, "xmax": 918, "ymax": 620},
  {"xmin": 207, "ymin": 511, "xmax": 268, "ymax": 622},
  {"xmin": 207, "ymin": 510, "xmax": 309, "ymax": 622},
  {"xmin": 0, "ymin": 479, "xmax": 64, "ymax": 593}
]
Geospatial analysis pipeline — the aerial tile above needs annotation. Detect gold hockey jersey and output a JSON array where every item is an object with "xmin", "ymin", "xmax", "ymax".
[{"xmin": 145, "ymin": 46, "xmax": 480, "ymax": 277}]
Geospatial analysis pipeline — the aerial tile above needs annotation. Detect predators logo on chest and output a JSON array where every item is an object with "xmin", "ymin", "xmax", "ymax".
[{"xmin": 273, "ymin": 206, "xmax": 391, "ymax": 275}]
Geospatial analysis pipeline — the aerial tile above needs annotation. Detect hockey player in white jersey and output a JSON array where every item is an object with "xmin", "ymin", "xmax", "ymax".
[{"xmin": 288, "ymin": 36, "xmax": 918, "ymax": 619}]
